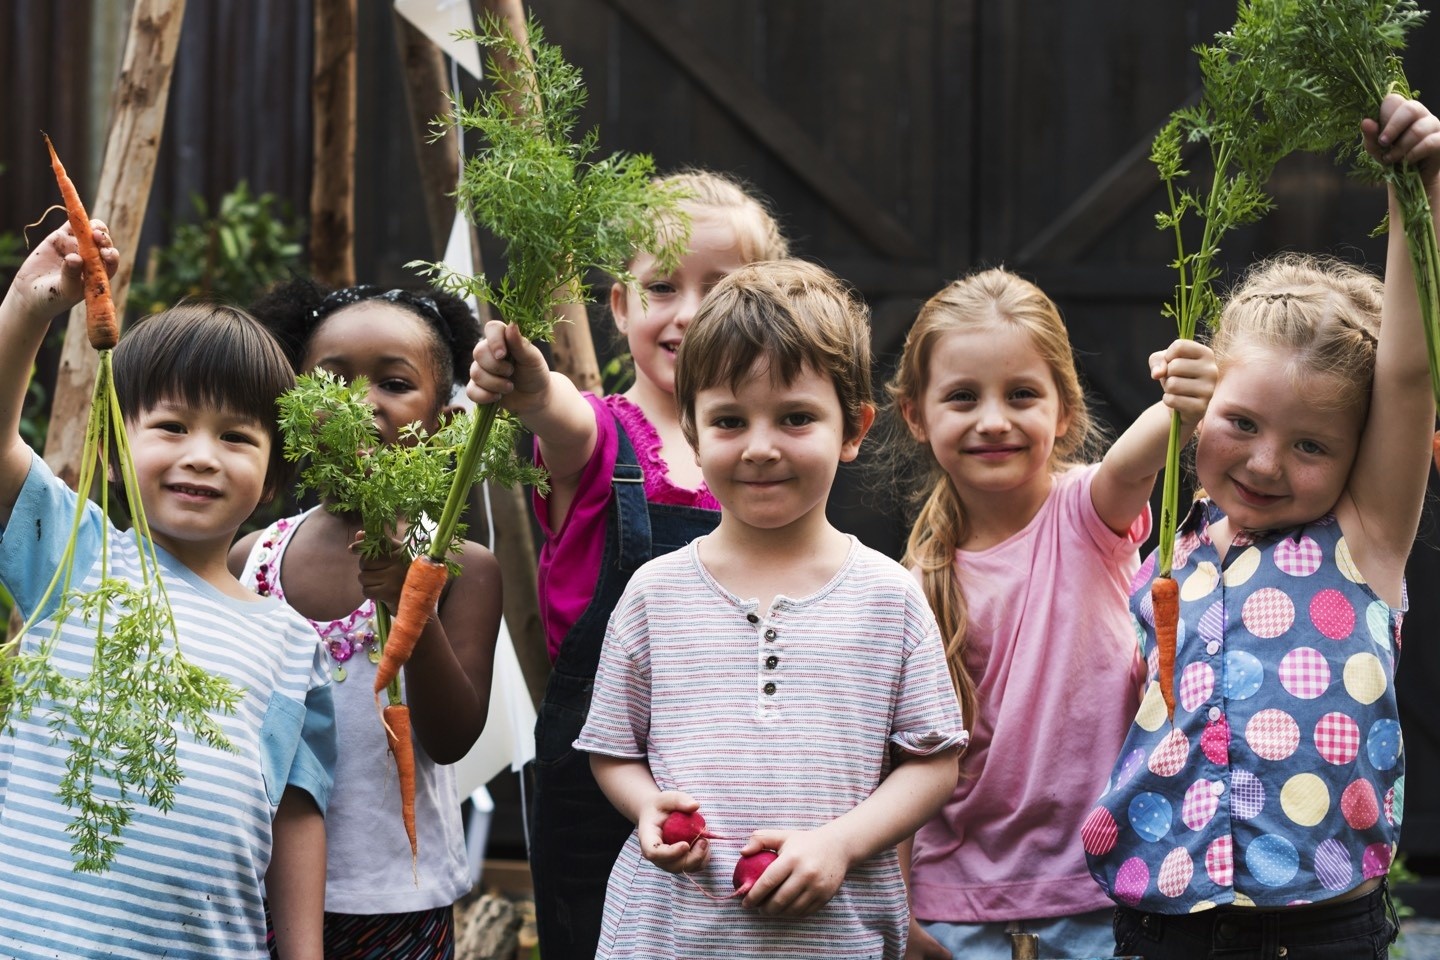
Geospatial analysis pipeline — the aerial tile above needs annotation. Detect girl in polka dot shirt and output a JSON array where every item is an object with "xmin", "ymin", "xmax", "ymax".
[
  {"xmin": 1086, "ymin": 95, "xmax": 1440, "ymax": 959},
  {"xmin": 886, "ymin": 266, "xmax": 1215, "ymax": 960}
]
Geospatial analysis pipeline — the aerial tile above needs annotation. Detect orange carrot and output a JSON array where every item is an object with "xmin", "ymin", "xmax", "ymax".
[
  {"xmin": 373, "ymin": 555, "xmax": 448, "ymax": 694},
  {"xmin": 1152, "ymin": 575, "xmax": 1179, "ymax": 722},
  {"xmin": 383, "ymin": 702, "xmax": 418, "ymax": 877},
  {"xmin": 1432, "ymin": 430, "xmax": 1440, "ymax": 476},
  {"xmin": 43, "ymin": 134, "xmax": 118, "ymax": 350}
]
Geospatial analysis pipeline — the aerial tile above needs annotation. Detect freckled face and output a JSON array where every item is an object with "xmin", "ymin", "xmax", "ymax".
[
  {"xmin": 1195, "ymin": 347, "xmax": 1364, "ymax": 532},
  {"xmin": 301, "ymin": 302, "xmax": 447, "ymax": 443}
]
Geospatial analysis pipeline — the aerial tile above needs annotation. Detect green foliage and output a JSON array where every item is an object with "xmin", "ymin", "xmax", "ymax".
[
  {"xmin": 277, "ymin": 370, "xmax": 547, "ymax": 568},
  {"xmin": 407, "ymin": 15, "xmax": 691, "ymax": 341},
  {"xmin": 602, "ymin": 352, "xmax": 635, "ymax": 395},
  {"xmin": 1151, "ymin": 0, "xmax": 1428, "ymax": 574},
  {"xmin": 128, "ymin": 181, "xmax": 303, "ymax": 317},
  {"xmin": 404, "ymin": 14, "xmax": 686, "ymax": 572},
  {"xmin": 0, "ymin": 357, "xmax": 239, "ymax": 872}
]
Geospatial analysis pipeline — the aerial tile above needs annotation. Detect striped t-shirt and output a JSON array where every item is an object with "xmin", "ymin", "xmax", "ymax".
[
  {"xmin": 576, "ymin": 536, "xmax": 968, "ymax": 959},
  {"xmin": 0, "ymin": 453, "xmax": 336, "ymax": 959}
]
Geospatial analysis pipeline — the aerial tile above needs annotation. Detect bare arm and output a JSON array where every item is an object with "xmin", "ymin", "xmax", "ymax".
[
  {"xmin": 900, "ymin": 835, "xmax": 953, "ymax": 960},
  {"xmin": 0, "ymin": 220, "xmax": 117, "ymax": 523},
  {"xmin": 467, "ymin": 320, "xmax": 600, "ymax": 527},
  {"xmin": 265, "ymin": 788, "xmax": 326, "ymax": 960},
  {"xmin": 590, "ymin": 753, "xmax": 711, "ymax": 874},
  {"xmin": 1344, "ymin": 95, "xmax": 1440, "ymax": 596},
  {"xmin": 1092, "ymin": 339, "xmax": 1216, "ymax": 534},
  {"xmin": 740, "ymin": 746, "xmax": 961, "ymax": 917}
]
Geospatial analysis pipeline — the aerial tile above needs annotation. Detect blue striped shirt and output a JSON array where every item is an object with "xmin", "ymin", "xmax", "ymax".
[{"xmin": 0, "ymin": 453, "xmax": 335, "ymax": 959}]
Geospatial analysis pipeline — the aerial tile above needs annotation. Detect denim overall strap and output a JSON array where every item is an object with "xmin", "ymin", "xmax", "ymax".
[{"xmin": 527, "ymin": 416, "xmax": 719, "ymax": 960}]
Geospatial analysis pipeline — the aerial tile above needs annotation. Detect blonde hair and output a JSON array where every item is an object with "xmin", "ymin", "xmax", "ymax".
[
  {"xmin": 675, "ymin": 259, "xmax": 871, "ymax": 448},
  {"xmin": 1213, "ymin": 254, "xmax": 1382, "ymax": 413},
  {"xmin": 882, "ymin": 267, "xmax": 1099, "ymax": 730},
  {"xmin": 658, "ymin": 169, "xmax": 789, "ymax": 265}
]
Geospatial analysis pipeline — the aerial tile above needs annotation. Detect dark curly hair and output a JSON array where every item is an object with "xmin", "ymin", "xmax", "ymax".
[{"xmin": 248, "ymin": 277, "xmax": 481, "ymax": 411}]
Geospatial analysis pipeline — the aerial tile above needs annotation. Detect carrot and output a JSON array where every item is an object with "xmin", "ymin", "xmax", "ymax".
[
  {"xmin": 43, "ymin": 134, "xmax": 118, "ymax": 350},
  {"xmin": 372, "ymin": 555, "xmax": 448, "ymax": 694},
  {"xmin": 383, "ymin": 702, "xmax": 418, "ymax": 877},
  {"xmin": 1152, "ymin": 575, "xmax": 1179, "ymax": 722},
  {"xmin": 1432, "ymin": 430, "xmax": 1440, "ymax": 476}
]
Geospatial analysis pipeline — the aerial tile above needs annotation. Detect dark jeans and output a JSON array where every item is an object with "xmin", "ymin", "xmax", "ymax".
[{"xmin": 1113, "ymin": 883, "xmax": 1399, "ymax": 959}]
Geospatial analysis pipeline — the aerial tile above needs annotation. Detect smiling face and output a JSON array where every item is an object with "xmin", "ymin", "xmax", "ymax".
[
  {"xmin": 1196, "ymin": 346, "xmax": 1364, "ymax": 533},
  {"xmin": 301, "ymin": 301, "xmax": 448, "ymax": 444},
  {"xmin": 611, "ymin": 212, "xmax": 750, "ymax": 408},
  {"xmin": 694, "ymin": 360, "xmax": 869, "ymax": 540},
  {"xmin": 902, "ymin": 323, "xmax": 1071, "ymax": 511},
  {"xmin": 126, "ymin": 400, "xmax": 273, "ymax": 566}
]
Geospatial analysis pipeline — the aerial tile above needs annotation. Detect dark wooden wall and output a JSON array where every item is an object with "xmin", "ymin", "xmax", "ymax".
[{"xmin": 2, "ymin": 0, "xmax": 1439, "ymax": 870}]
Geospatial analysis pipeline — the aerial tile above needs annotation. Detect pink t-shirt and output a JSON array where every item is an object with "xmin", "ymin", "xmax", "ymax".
[
  {"xmin": 909, "ymin": 464, "xmax": 1150, "ymax": 922},
  {"xmin": 534, "ymin": 393, "xmax": 720, "ymax": 662}
]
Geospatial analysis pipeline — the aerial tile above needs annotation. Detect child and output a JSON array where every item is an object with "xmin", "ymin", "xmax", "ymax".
[
  {"xmin": 231, "ymin": 279, "xmax": 502, "ymax": 959},
  {"xmin": 0, "ymin": 221, "xmax": 335, "ymax": 959},
  {"xmin": 574, "ymin": 259, "xmax": 967, "ymax": 959},
  {"xmin": 886, "ymin": 266, "xmax": 1217, "ymax": 959},
  {"xmin": 467, "ymin": 169, "xmax": 789, "ymax": 960},
  {"xmin": 1087, "ymin": 94, "xmax": 1439, "ymax": 959}
]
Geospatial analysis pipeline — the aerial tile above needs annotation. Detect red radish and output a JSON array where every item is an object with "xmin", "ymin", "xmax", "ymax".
[
  {"xmin": 662, "ymin": 810, "xmax": 725, "ymax": 846},
  {"xmin": 732, "ymin": 849, "xmax": 779, "ymax": 898}
]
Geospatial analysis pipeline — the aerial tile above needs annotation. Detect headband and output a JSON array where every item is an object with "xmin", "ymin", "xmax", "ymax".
[{"xmin": 312, "ymin": 285, "xmax": 446, "ymax": 327}]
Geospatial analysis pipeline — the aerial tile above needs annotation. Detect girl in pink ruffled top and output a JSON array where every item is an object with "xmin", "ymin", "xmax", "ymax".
[{"xmin": 467, "ymin": 170, "xmax": 788, "ymax": 960}]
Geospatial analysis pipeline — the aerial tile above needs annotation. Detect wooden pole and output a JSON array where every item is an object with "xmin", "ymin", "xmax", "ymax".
[
  {"xmin": 310, "ymin": 0, "xmax": 357, "ymax": 287},
  {"xmin": 392, "ymin": 9, "xmax": 549, "ymax": 708},
  {"xmin": 42, "ymin": 0, "xmax": 188, "ymax": 489},
  {"xmin": 479, "ymin": 0, "xmax": 604, "ymax": 397}
]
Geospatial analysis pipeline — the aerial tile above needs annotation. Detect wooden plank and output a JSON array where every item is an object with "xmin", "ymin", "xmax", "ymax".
[
  {"xmin": 42, "ymin": 0, "xmax": 187, "ymax": 488},
  {"xmin": 600, "ymin": 0, "xmax": 925, "ymax": 261},
  {"xmin": 310, "ymin": 0, "xmax": 357, "ymax": 287},
  {"xmin": 1014, "ymin": 91, "xmax": 1200, "ymax": 265}
]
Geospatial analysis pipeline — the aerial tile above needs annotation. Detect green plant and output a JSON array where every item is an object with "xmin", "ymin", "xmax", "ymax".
[{"xmin": 128, "ymin": 181, "xmax": 303, "ymax": 317}]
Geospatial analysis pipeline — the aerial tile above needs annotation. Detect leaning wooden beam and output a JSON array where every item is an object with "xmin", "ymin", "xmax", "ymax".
[
  {"xmin": 43, "ymin": 0, "xmax": 188, "ymax": 488},
  {"xmin": 392, "ymin": 7, "xmax": 550, "ymax": 708},
  {"xmin": 311, "ymin": 0, "xmax": 358, "ymax": 287}
]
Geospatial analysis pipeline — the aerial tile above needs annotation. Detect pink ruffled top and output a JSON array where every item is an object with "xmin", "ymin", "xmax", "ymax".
[{"xmin": 534, "ymin": 393, "xmax": 720, "ymax": 661}]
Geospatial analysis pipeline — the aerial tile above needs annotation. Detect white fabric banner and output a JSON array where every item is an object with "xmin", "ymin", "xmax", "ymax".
[{"xmin": 393, "ymin": 0, "xmax": 483, "ymax": 80}]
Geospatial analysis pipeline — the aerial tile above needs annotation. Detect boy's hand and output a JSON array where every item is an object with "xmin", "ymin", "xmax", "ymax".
[
  {"xmin": 1363, "ymin": 94, "xmax": 1440, "ymax": 187},
  {"xmin": 467, "ymin": 320, "xmax": 553, "ymax": 415},
  {"xmin": 637, "ymin": 790, "xmax": 710, "ymax": 875},
  {"xmin": 10, "ymin": 219, "xmax": 118, "ymax": 322},
  {"xmin": 1150, "ymin": 338, "xmax": 1216, "ymax": 430},
  {"xmin": 738, "ymin": 827, "xmax": 851, "ymax": 917},
  {"xmin": 905, "ymin": 918, "xmax": 954, "ymax": 960}
]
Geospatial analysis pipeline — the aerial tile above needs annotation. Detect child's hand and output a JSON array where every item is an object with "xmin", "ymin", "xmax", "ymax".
[
  {"xmin": 10, "ymin": 219, "xmax": 117, "ymax": 323},
  {"xmin": 738, "ymin": 827, "xmax": 850, "ymax": 917},
  {"xmin": 1150, "ymin": 338, "xmax": 1216, "ymax": 430},
  {"xmin": 636, "ymin": 790, "xmax": 710, "ymax": 875},
  {"xmin": 1363, "ymin": 93, "xmax": 1440, "ymax": 188},
  {"xmin": 350, "ymin": 531, "xmax": 408, "ymax": 614},
  {"xmin": 467, "ymin": 320, "xmax": 553, "ymax": 415}
]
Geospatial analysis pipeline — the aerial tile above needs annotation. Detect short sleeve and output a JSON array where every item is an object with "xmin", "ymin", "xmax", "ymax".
[
  {"xmin": 1068, "ymin": 463, "xmax": 1151, "ymax": 561},
  {"xmin": 260, "ymin": 643, "xmax": 336, "ymax": 813},
  {"xmin": 533, "ymin": 392, "xmax": 617, "ymax": 539},
  {"xmin": 0, "ymin": 451, "xmax": 105, "ymax": 622},
  {"xmin": 573, "ymin": 586, "xmax": 652, "ymax": 759},
  {"xmin": 889, "ymin": 583, "xmax": 969, "ymax": 757}
]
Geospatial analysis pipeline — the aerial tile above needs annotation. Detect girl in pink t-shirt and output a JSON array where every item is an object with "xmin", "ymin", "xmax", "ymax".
[
  {"xmin": 467, "ymin": 170, "xmax": 788, "ymax": 960},
  {"xmin": 881, "ymin": 268, "xmax": 1215, "ymax": 960}
]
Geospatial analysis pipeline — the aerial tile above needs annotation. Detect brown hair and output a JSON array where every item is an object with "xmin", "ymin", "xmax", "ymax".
[
  {"xmin": 882, "ymin": 267, "xmax": 1100, "ymax": 730},
  {"xmin": 113, "ymin": 302, "xmax": 297, "ymax": 498},
  {"xmin": 1212, "ymin": 254, "xmax": 1382, "ymax": 413},
  {"xmin": 675, "ymin": 259, "xmax": 872, "ymax": 448}
]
